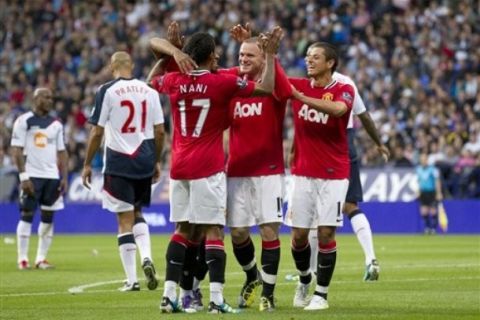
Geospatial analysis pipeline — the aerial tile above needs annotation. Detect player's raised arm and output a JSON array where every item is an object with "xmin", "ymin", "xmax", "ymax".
[
  {"xmin": 252, "ymin": 27, "xmax": 283, "ymax": 95},
  {"xmin": 149, "ymin": 37, "xmax": 197, "ymax": 74}
]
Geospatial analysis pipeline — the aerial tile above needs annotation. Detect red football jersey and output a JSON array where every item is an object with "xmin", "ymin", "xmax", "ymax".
[
  {"xmin": 222, "ymin": 60, "xmax": 292, "ymax": 177},
  {"xmin": 151, "ymin": 70, "xmax": 255, "ymax": 179},
  {"xmin": 289, "ymin": 78, "xmax": 354, "ymax": 179}
]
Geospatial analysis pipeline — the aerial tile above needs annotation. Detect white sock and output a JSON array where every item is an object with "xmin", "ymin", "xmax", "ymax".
[
  {"xmin": 35, "ymin": 222, "xmax": 53, "ymax": 264},
  {"xmin": 308, "ymin": 230, "xmax": 318, "ymax": 273},
  {"xmin": 132, "ymin": 222, "xmax": 151, "ymax": 262},
  {"xmin": 163, "ymin": 280, "xmax": 178, "ymax": 302},
  {"xmin": 193, "ymin": 277, "xmax": 201, "ymax": 291},
  {"xmin": 351, "ymin": 213, "xmax": 376, "ymax": 265},
  {"xmin": 16, "ymin": 220, "xmax": 32, "ymax": 263},
  {"xmin": 118, "ymin": 233, "xmax": 137, "ymax": 284},
  {"xmin": 209, "ymin": 282, "xmax": 224, "ymax": 305},
  {"xmin": 180, "ymin": 288, "xmax": 193, "ymax": 298},
  {"xmin": 315, "ymin": 284, "xmax": 329, "ymax": 295}
]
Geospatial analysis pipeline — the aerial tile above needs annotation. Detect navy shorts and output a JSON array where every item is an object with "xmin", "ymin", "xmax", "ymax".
[
  {"xmin": 419, "ymin": 191, "xmax": 436, "ymax": 207},
  {"xmin": 346, "ymin": 129, "xmax": 363, "ymax": 203},
  {"xmin": 19, "ymin": 178, "xmax": 61, "ymax": 211},
  {"xmin": 103, "ymin": 174, "xmax": 152, "ymax": 209}
]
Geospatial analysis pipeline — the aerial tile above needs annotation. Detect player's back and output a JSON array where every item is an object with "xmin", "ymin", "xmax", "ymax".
[
  {"xmin": 89, "ymin": 78, "xmax": 164, "ymax": 179},
  {"xmin": 154, "ymin": 70, "xmax": 255, "ymax": 179}
]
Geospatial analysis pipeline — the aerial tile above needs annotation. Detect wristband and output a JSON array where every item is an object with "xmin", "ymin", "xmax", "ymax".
[{"xmin": 19, "ymin": 172, "xmax": 29, "ymax": 182}]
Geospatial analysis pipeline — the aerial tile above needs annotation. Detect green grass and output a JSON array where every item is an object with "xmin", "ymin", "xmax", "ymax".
[{"xmin": 1, "ymin": 234, "xmax": 479, "ymax": 319}]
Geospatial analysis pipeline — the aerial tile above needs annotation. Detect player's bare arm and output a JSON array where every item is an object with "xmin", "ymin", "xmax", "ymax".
[
  {"xmin": 357, "ymin": 111, "xmax": 390, "ymax": 162},
  {"xmin": 291, "ymin": 85, "xmax": 349, "ymax": 117},
  {"xmin": 251, "ymin": 27, "xmax": 283, "ymax": 95},
  {"xmin": 82, "ymin": 125, "xmax": 104, "ymax": 189},
  {"xmin": 57, "ymin": 150, "xmax": 69, "ymax": 194},
  {"xmin": 149, "ymin": 37, "xmax": 197, "ymax": 73},
  {"xmin": 11, "ymin": 146, "xmax": 34, "ymax": 196},
  {"xmin": 152, "ymin": 123, "xmax": 165, "ymax": 184}
]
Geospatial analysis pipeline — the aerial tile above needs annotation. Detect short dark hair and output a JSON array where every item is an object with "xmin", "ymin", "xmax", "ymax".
[
  {"xmin": 308, "ymin": 42, "xmax": 339, "ymax": 72},
  {"xmin": 183, "ymin": 32, "xmax": 215, "ymax": 65}
]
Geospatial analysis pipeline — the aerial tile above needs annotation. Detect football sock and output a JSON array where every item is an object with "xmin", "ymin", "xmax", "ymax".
[
  {"xmin": 350, "ymin": 210, "xmax": 376, "ymax": 265},
  {"xmin": 35, "ymin": 222, "xmax": 53, "ymax": 263},
  {"xmin": 233, "ymin": 237, "xmax": 258, "ymax": 283},
  {"xmin": 317, "ymin": 241, "xmax": 337, "ymax": 290},
  {"xmin": 118, "ymin": 232, "xmax": 137, "ymax": 284},
  {"xmin": 291, "ymin": 240, "xmax": 312, "ymax": 284},
  {"xmin": 132, "ymin": 217, "xmax": 152, "ymax": 261},
  {"xmin": 180, "ymin": 240, "xmax": 199, "ymax": 291},
  {"xmin": 16, "ymin": 220, "xmax": 32, "ymax": 263},
  {"xmin": 260, "ymin": 239, "xmax": 280, "ymax": 298}
]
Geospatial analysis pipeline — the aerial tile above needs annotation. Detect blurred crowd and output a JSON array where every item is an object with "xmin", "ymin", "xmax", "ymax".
[{"xmin": 0, "ymin": 0, "xmax": 479, "ymax": 198}]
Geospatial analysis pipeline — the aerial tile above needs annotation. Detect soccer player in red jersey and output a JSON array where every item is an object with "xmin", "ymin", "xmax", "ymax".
[
  {"xmin": 219, "ymin": 24, "xmax": 291, "ymax": 312},
  {"xmin": 149, "ymin": 29, "xmax": 282, "ymax": 314},
  {"xmin": 286, "ymin": 42, "xmax": 355, "ymax": 311}
]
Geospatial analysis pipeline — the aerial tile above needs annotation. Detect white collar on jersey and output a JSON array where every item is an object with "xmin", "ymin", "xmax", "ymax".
[
  {"xmin": 310, "ymin": 77, "xmax": 337, "ymax": 89},
  {"xmin": 187, "ymin": 69, "xmax": 211, "ymax": 76}
]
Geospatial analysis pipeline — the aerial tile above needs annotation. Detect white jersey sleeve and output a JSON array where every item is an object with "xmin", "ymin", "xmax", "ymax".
[
  {"xmin": 11, "ymin": 113, "xmax": 29, "ymax": 148},
  {"xmin": 333, "ymin": 72, "xmax": 367, "ymax": 129}
]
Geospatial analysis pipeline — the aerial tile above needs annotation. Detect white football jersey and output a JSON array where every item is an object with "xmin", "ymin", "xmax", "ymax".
[
  {"xmin": 333, "ymin": 72, "xmax": 367, "ymax": 129},
  {"xmin": 11, "ymin": 111, "xmax": 66, "ymax": 179},
  {"xmin": 89, "ymin": 78, "xmax": 164, "ymax": 178}
]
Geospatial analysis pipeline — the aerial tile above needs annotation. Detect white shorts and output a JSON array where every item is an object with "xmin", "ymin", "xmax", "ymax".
[
  {"xmin": 226, "ymin": 175, "xmax": 285, "ymax": 228},
  {"xmin": 170, "ymin": 172, "xmax": 226, "ymax": 225},
  {"xmin": 285, "ymin": 176, "xmax": 349, "ymax": 228}
]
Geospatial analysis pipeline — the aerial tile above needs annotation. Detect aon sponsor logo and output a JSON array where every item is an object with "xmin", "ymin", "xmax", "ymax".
[
  {"xmin": 298, "ymin": 104, "xmax": 329, "ymax": 124},
  {"xmin": 233, "ymin": 102, "xmax": 262, "ymax": 118}
]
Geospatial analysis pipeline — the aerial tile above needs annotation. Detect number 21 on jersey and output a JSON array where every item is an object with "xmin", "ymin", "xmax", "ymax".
[
  {"xmin": 120, "ymin": 99, "xmax": 146, "ymax": 133},
  {"xmin": 178, "ymin": 99, "xmax": 211, "ymax": 137}
]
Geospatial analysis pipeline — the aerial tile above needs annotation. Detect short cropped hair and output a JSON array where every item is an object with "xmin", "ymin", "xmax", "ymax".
[
  {"xmin": 308, "ymin": 42, "xmax": 339, "ymax": 72},
  {"xmin": 183, "ymin": 32, "xmax": 216, "ymax": 65}
]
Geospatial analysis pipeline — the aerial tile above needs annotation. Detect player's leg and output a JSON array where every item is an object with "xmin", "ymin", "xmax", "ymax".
[
  {"xmin": 179, "ymin": 225, "xmax": 203, "ymax": 311},
  {"xmin": 305, "ymin": 179, "xmax": 347, "ymax": 311},
  {"xmin": 257, "ymin": 175, "xmax": 284, "ymax": 311},
  {"xmin": 35, "ymin": 210, "xmax": 54, "ymax": 269},
  {"xmin": 102, "ymin": 174, "xmax": 139, "ymax": 291},
  {"xmin": 258, "ymin": 222, "xmax": 280, "ymax": 311},
  {"xmin": 286, "ymin": 176, "xmax": 316, "ymax": 307},
  {"xmin": 16, "ymin": 177, "xmax": 42, "ymax": 269},
  {"xmin": 160, "ymin": 178, "xmax": 192, "ymax": 312},
  {"xmin": 35, "ymin": 178, "xmax": 64, "ymax": 269},
  {"xmin": 419, "ymin": 192, "xmax": 431, "ymax": 233},
  {"xmin": 192, "ymin": 234, "xmax": 207, "ymax": 310},
  {"xmin": 227, "ymin": 177, "xmax": 260, "ymax": 308},
  {"xmin": 132, "ymin": 177, "xmax": 158, "ymax": 290},
  {"xmin": 429, "ymin": 202, "xmax": 438, "ymax": 234},
  {"xmin": 305, "ymin": 226, "xmax": 336, "ymax": 311},
  {"xmin": 308, "ymin": 229, "xmax": 318, "ymax": 276}
]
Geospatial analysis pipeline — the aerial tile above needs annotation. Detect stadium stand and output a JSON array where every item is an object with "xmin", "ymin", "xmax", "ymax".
[{"xmin": 0, "ymin": 0, "xmax": 478, "ymax": 199}]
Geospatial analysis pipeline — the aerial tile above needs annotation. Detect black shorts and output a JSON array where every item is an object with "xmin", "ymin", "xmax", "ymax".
[
  {"xmin": 103, "ymin": 174, "xmax": 152, "ymax": 209},
  {"xmin": 20, "ymin": 178, "xmax": 61, "ymax": 211},
  {"xmin": 419, "ymin": 191, "xmax": 436, "ymax": 207},
  {"xmin": 345, "ymin": 159, "xmax": 363, "ymax": 203}
]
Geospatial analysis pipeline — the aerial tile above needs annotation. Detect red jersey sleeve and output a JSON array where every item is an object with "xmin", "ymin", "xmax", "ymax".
[
  {"xmin": 273, "ymin": 59, "xmax": 292, "ymax": 102},
  {"xmin": 334, "ymin": 83, "xmax": 355, "ymax": 110},
  {"xmin": 223, "ymin": 74, "xmax": 255, "ymax": 98},
  {"xmin": 150, "ymin": 74, "xmax": 170, "ymax": 94}
]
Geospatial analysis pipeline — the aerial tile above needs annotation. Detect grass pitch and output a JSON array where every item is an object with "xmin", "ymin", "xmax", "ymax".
[{"xmin": 1, "ymin": 234, "xmax": 479, "ymax": 320}]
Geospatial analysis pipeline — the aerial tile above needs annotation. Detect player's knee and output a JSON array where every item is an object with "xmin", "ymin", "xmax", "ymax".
[
  {"xmin": 231, "ymin": 227, "xmax": 249, "ymax": 244},
  {"xmin": 291, "ymin": 228, "xmax": 309, "ymax": 247},
  {"xmin": 343, "ymin": 202, "xmax": 359, "ymax": 216},
  {"xmin": 259, "ymin": 223, "xmax": 280, "ymax": 241},
  {"xmin": 20, "ymin": 211, "xmax": 34, "ymax": 223},
  {"xmin": 318, "ymin": 226, "xmax": 336, "ymax": 245},
  {"xmin": 40, "ymin": 211, "xmax": 54, "ymax": 223},
  {"xmin": 205, "ymin": 225, "xmax": 224, "ymax": 241}
]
